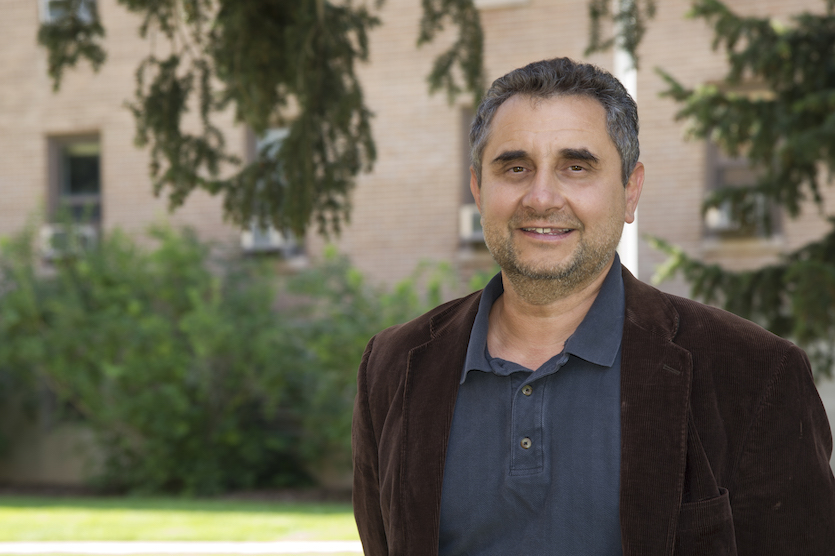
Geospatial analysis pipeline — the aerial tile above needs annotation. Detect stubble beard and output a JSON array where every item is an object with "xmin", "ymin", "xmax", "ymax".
[{"xmin": 482, "ymin": 209, "xmax": 623, "ymax": 305}]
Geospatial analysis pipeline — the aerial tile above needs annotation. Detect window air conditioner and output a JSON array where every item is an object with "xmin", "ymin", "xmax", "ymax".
[
  {"xmin": 241, "ymin": 222, "xmax": 291, "ymax": 253},
  {"xmin": 459, "ymin": 204, "xmax": 484, "ymax": 242},
  {"xmin": 39, "ymin": 224, "xmax": 98, "ymax": 259},
  {"xmin": 704, "ymin": 203, "xmax": 741, "ymax": 233}
]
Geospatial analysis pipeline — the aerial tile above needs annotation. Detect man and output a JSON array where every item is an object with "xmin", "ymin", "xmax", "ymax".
[{"xmin": 352, "ymin": 57, "xmax": 835, "ymax": 555}]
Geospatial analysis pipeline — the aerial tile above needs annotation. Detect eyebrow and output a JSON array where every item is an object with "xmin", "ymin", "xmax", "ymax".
[
  {"xmin": 561, "ymin": 148, "xmax": 600, "ymax": 165},
  {"xmin": 490, "ymin": 150, "xmax": 528, "ymax": 165},
  {"xmin": 490, "ymin": 148, "xmax": 601, "ymax": 166}
]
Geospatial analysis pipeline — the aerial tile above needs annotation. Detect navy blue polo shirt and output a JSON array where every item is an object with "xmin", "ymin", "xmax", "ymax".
[{"xmin": 438, "ymin": 259, "xmax": 624, "ymax": 555}]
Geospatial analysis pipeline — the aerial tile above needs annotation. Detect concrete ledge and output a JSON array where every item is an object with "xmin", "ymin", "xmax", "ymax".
[{"xmin": 0, "ymin": 541, "xmax": 363, "ymax": 554}]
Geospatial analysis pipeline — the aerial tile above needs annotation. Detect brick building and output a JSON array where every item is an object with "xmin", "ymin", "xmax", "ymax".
[
  {"xmin": 1, "ymin": 0, "xmax": 833, "ymax": 484},
  {"xmin": 2, "ymin": 0, "xmax": 832, "ymax": 290}
]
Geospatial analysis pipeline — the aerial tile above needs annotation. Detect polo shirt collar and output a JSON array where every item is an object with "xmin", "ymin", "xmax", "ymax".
[{"xmin": 461, "ymin": 255, "xmax": 625, "ymax": 383}]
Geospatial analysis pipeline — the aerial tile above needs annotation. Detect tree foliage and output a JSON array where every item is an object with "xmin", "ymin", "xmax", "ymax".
[
  {"xmin": 38, "ymin": 0, "xmax": 485, "ymax": 238},
  {"xmin": 655, "ymin": 0, "xmax": 835, "ymax": 377},
  {"xmin": 0, "ymin": 224, "xmax": 453, "ymax": 494},
  {"xmin": 418, "ymin": 0, "xmax": 485, "ymax": 102},
  {"xmin": 37, "ymin": 0, "xmax": 106, "ymax": 89},
  {"xmin": 586, "ymin": 0, "xmax": 657, "ymax": 68},
  {"xmin": 0, "ymin": 224, "xmax": 304, "ymax": 494}
]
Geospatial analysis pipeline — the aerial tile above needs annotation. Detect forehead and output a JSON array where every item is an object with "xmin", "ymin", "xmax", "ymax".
[{"xmin": 485, "ymin": 94, "xmax": 613, "ymax": 157}]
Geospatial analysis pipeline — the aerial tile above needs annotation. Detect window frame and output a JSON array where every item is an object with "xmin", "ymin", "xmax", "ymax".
[
  {"xmin": 38, "ymin": 0, "xmax": 96, "ymax": 24},
  {"xmin": 47, "ymin": 134, "xmax": 103, "ymax": 228},
  {"xmin": 240, "ymin": 127, "xmax": 302, "ymax": 257},
  {"xmin": 703, "ymin": 141, "xmax": 782, "ymax": 240}
]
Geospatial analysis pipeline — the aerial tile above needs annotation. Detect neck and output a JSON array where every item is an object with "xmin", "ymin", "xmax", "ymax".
[{"xmin": 487, "ymin": 257, "xmax": 616, "ymax": 370}]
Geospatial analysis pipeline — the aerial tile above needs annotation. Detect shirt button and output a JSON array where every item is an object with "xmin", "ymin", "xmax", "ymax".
[
  {"xmin": 522, "ymin": 385, "xmax": 533, "ymax": 396},
  {"xmin": 520, "ymin": 437, "xmax": 532, "ymax": 449}
]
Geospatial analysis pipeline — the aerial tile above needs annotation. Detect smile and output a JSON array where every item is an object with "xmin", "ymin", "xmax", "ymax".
[{"xmin": 520, "ymin": 227, "xmax": 572, "ymax": 235}]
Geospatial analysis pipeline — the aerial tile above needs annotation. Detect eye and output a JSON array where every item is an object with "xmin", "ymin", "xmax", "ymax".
[
  {"xmin": 568, "ymin": 164, "xmax": 584, "ymax": 172},
  {"xmin": 510, "ymin": 166, "xmax": 525, "ymax": 173}
]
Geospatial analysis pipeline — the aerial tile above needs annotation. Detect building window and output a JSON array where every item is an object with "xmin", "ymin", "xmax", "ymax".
[
  {"xmin": 38, "ymin": 0, "xmax": 96, "ymax": 23},
  {"xmin": 49, "ymin": 136, "xmax": 102, "ymax": 226},
  {"xmin": 42, "ymin": 136, "xmax": 101, "ymax": 259},
  {"xmin": 703, "ymin": 143, "xmax": 780, "ymax": 239},
  {"xmin": 240, "ymin": 128, "xmax": 301, "ymax": 257},
  {"xmin": 459, "ymin": 107, "xmax": 484, "ymax": 244}
]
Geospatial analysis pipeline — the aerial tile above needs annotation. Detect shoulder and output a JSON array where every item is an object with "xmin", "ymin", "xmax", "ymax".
[
  {"xmin": 623, "ymin": 268, "xmax": 798, "ymax": 359},
  {"xmin": 622, "ymin": 270, "xmax": 811, "ymax": 411},
  {"xmin": 356, "ymin": 290, "xmax": 482, "ymax": 423},
  {"xmin": 359, "ymin": 290, "xmax": 482, "ymax": 382},
  {"xmin": 371, "ymin": 290, "xmax": 482, "ymax": 352},
  {"xmin": 665, "ymin": 290, "xmax": 799, "ymax": 363},
  {"xmin": 667, "ymin": 293, "xmax": 812, "ymax": 409}
]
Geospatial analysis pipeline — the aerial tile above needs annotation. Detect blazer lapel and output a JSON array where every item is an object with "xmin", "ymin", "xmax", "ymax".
[
  {"xmin": 400, "ymin": 293, "xmax": 480, "ymax": 554},
  {"xmin": 620, "ymin": 270, "xmax": 693, "ymax": 556}
]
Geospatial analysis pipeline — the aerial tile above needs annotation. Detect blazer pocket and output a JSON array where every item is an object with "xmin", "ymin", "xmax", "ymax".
[{"xmin": 674, "ymin": 487, "xmax": 738, "ymax": 556}]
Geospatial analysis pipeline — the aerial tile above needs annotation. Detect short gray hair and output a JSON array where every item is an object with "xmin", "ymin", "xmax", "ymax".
[{"xmin": 470, "ymin": 57, "xmax": 639, "ymax": 186}]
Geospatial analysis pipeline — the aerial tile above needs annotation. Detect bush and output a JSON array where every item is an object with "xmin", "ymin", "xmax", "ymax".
[
  {"xmin": 0, "ymin": 225, "xmax": 451, "ymax": 494},
  {"xmin": 0, "ymin": 225, "xmax": 311, "ymax": 494},
  {"xmin": 285, "ymin": 250, "xmax": 453, "ymax": 475}
]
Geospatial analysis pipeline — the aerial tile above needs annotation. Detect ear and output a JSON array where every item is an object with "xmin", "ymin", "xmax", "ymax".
[
  {"xmin": 469, "ymin": 166, "xmax": 482, "ymax": 212},
  {"xmin": 624, "ymin": 162, "xmax": 644, "ymax": 224}
]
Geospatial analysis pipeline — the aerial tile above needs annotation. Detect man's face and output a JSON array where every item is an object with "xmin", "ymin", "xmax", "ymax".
[{"xmin": 471, "ymin": 94, "xmax": 643, "ymax": 292}]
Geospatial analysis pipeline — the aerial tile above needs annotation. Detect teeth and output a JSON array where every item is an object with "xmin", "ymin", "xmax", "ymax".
[{"xmin": 523, "ymin": 227, "xmax": 565, "ymax": 234}]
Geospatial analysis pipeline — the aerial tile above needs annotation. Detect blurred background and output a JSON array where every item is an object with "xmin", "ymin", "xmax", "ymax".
[{"xmin": 0, "ymin": 0, "xmax": 833, "ymax": 500}]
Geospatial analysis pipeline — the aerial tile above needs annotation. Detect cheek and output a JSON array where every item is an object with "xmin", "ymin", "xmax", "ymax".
[
  {"xmin": 571, "ymin": 188, "xmax": 610, "ymax": 215},
  {"xmin": 480, "ymin": 190, "xmax": 518, "ymax": 217},
  {"xmin": 574, "ymin": 188, "xmax": 627, "ymax": 226}
]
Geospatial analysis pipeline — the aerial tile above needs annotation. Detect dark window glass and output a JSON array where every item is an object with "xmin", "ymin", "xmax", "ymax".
[
  {"xmin": 65, "ymin": 153, "xmax": 100, "ymax": 195},
  {"xmin": 54, "ymin": 140, "xmax": 102, "ymax": 225},
  {"xmin": 44, "ymin": 0, "xmax": 95, "ymax": 23}
]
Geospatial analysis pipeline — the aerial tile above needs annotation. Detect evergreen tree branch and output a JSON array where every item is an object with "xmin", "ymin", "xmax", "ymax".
[
  {"xmin": 38, "ymin": 0, "xmax": 487, "ymax": 238},
  {"xmin": 37, "ymin": 0, "xmax": 106, "ymax": 90},
  {"xmin": 585, "ymin": 0, "xmax": 656, "ymax": 69},
  {"xmin": 418, "ymin": 0, "xmax": 486, "ymax": 103},
  {"xmin": 655, "ymin": 0, "xmax": 835, "ymax": 378},
  {"xmin": 210, "ymin": 0, "xmax": 380, "ymax": 237}
]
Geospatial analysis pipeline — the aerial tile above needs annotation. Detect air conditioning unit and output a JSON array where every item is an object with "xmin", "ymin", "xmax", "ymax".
[
  {"xmin": 39, "ymin": 224, "xmax": 98, "ymax": 259},
  {"xmin": 241, "ymin": 222, "xmax": 292, "ymax": 253},
  {"xmin": 704, "ymin": 203, "xmax": 740, "ymax": 233},
  {"xmin": 459, "ymin": 204, "xmax": 484, "ymax": 242}
]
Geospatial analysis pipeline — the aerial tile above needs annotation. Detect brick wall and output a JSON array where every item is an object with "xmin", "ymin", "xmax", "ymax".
[{"xmin": 0, "ymin": 0, "xmax": 830, "ymax": 289}]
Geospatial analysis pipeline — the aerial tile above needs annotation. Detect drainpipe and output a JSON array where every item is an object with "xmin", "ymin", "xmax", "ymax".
[{"xmin": 614, "ymin": 0, "xmax": 640, "ymax": 277}]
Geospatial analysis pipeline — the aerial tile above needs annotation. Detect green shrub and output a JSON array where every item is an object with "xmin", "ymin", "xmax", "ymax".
[
  {"xmin": 285, "ymin": 250, "xmax": 453, "ymax": 473},
  {"xmin": 0, "ymin": 225, "xmax": 306, "ymax": 494},
  {"xmin": 0, "ymin": 226, "xmax": 453, "ymax": 494}
]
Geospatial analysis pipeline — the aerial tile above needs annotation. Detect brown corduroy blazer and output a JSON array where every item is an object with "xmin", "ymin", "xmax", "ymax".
[{"xmin": 352, "ymin": 267, "xmax": 835, "ymax": 555}]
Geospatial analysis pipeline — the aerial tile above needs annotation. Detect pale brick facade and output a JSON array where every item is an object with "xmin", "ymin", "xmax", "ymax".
[
  {"xmin": 1, "ymin": 0, "xmax": 830, "ymax": 292},
  {"xmin": 0, "ymin": 1, "xmax": 241, "ymax": 248}
]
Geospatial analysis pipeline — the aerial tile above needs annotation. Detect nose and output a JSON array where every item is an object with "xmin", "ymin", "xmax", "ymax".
[{"xmin": 521, "ymin": 171, "xmax": 566, "ymax": 213}]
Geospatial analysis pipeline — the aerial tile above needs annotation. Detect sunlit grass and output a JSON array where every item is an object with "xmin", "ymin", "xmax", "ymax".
[{"xmin": 0, "ymin": 496, "xmax": 359, "ymax": 541}]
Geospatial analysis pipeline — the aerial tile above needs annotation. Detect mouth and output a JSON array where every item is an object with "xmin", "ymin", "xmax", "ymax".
[{"xmin": 519, "ymin": 227, "xmax": 573, "ymax": 236}]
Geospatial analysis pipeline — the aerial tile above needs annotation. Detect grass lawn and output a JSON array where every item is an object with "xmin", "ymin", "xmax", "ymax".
[{"xmin": 0, "ymin": 495, "xmax": 359, "ymax": 542}]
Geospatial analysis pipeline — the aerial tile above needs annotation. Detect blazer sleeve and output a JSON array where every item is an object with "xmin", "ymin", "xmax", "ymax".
[
  {"xmin": 730, "ymin": 344, "xmax": 835, "ymax": 555},
  {"xmin": 352, "ymin": 335, "xmax": 389, "ymax": 555}
]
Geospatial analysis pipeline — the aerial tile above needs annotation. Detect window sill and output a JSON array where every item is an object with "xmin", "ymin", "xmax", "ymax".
[{"xmin": 475, "ymin": 0, "xmax": 529, "ymax": 10}]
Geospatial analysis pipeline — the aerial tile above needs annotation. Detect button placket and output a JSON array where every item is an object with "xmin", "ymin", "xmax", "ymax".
[{"xmin": 510, "ymin": 375, "xmax": 544, "ymax": 474}]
